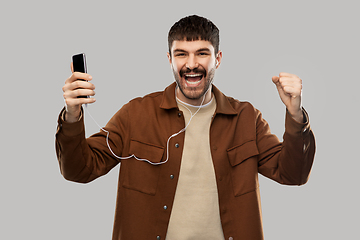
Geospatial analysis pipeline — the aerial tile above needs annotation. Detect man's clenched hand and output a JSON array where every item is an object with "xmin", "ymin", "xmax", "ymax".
[
  {"xmin": 272, "ymin": 72, "xmax": 303, "ymax": 123},
  {"xmin": 62, "ymin": 62, "xmax": 96, "ymax": 123}
]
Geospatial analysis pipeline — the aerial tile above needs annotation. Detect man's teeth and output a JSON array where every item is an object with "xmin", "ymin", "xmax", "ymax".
[
  {"xmin": 185, "ymin": 74, "xmax": 202, "ymax": 77},
  {"xmin": 186, "ymin": 80, "xmax": 201, "ymax": 83},
  {"xmin": 184, "ymin": 73, "xmax": 203, "ymax": 86}
]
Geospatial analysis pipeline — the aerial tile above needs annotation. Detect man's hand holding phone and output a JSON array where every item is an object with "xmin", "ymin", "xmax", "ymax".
[{"xmin": 62, "ymin": 54, "xmax": 96, "ymax": 123}]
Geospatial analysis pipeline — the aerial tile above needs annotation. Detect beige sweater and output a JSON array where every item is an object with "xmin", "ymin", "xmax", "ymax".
[{"xmin": 166, "ymin": 96, "xmax": 224, "ymax": 240}]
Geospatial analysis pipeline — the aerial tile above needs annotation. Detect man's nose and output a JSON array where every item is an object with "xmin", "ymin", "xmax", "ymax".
[{"xmin": 185, "ymin": 55, "xmax": 198, "ymax": 70}]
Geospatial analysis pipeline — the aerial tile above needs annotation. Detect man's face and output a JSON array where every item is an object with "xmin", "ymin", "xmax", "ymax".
[{"xmin": 168, "ymin": 40, "xmax": 222, "ymax": 105}]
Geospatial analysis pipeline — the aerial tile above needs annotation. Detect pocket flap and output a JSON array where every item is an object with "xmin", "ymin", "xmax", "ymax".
[
  {"xmin": 123, "ymin": 140, "xmax": 164, "ymax": 195},
  {"xmin": 227, "ymin": 140, "xmax": 259, "ymax": 167},
  {"xmin": 129, "ymin": 139, "xmax": 164, "ymax": 163}
]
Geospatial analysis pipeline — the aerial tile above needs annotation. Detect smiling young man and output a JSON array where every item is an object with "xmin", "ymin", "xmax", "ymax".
[
  {"xmin": 169, "ymin": 39, "xmax": 221, "ymax": 105},
  {"xmin": 56, "ymin": 15, "xmax": 315, "ymax": 240}
]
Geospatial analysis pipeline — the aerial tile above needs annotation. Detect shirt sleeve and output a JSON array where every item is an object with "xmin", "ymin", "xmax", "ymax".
[
  {"xmin": 257, "ymin": 108, "xmax": 316, "ymax": 185},
  {"xmin": 55, "ymin": 106, "xmax": 123, "ymax": 183}
]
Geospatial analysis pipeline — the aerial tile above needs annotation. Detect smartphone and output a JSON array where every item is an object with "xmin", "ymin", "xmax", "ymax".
[{"xmin": 72, "ymin": 53, "xmax": 88, "ymax": 98}]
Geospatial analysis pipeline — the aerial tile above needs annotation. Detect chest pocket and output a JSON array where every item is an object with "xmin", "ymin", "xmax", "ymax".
[
  {"xmin": 227, "ymin": 140, "xmax": 259, "ymax": 197},
  {"xmin": 122, "ymin": 139, "xmax": 164, "ymax": 195}
]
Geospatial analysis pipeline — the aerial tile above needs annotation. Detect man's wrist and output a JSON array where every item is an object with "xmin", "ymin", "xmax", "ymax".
[
  {"xmin": 62, "ymin": 109, "xmax": 82, "ymax": 123},
  {"xmin": 288, "ymin": 108, "xmax": 304, "ymax": 123},
  {"xmin": 285, "ymin": 108, "xmax": 310, "ymax": 136}
]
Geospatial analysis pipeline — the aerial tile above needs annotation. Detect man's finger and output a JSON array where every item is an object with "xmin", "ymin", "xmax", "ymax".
[
  {"xmin": 65, "ymin": 72, "xmax": 93, "ymax": 84},
  {"xmin": 63, "ymin": 80, "xmax": 95, "ymax": 94},
  {"xmin": 279, "ymin": 76, "xmax": 301, "ymax": 84},
  {"xmin": 67, "ymin": 88, "xmax": 95, "ymax": 98},
  {"xmin": 71, "ymin": 80, "xmax": 95, "ymax": 90},
  {"xmin": 272, "ymin": 76, "xmax": 280, "ymax": 85},
  {"xmin": 65, "ymin": 97, "xmax": 96, "ymax": 108},
  {"xmin": 279, "ymin": 72, "xmax": 297, "ymax": 78},
  {"xmin": 281, "ymin": 86, "xmax": 299, "ymax": 97}
]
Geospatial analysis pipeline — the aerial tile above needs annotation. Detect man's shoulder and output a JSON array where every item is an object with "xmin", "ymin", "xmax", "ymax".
[
  {"xmin": 222, "ymin": 94, "xmax": 258, "ymax": 114},
  {"xmin": 219, "ymin": 96, "xmax": 263, "ymax": 128},
  {"xmin": 129, "ymin": 90, "xmax": 164, "ymax": 104},
  {"xmin": 118, "ymin": 92, "xmax": 163, "ymax": 117},
  {"xmin": 121, "ymin": 83, "xmax": 175, "ymax": 112},
  {"xmin": 125, "ymin": 82, "xmax": 176, "ymax": 110},
  {"xmin": 226, "ymin": 96, "xmax": 254, "ymax": 109},
  {"xmin": 212, "ymin": 85, "xmax": 258, "ymax": 116}
]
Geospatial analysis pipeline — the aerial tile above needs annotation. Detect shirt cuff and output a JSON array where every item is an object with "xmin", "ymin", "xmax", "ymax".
[
  {"xmin": 56, "ymin": 107, "xmax": 85, "ymax": 137},
  {"xmin": 60, "ymin": 107, "xmax": 83, "ymax": 122},
  {"xmin": 285, "ymin": 107, "xmax": 311, "ymax": 136}
]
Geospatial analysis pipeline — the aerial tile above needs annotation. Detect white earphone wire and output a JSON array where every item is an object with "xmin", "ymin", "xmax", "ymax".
[{"xmin": 84, "ymin": 84, "xmax": 210, "ymax": 166}]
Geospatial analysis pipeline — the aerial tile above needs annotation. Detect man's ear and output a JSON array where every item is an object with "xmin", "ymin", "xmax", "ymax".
[
  {"xmin": 215, "ymin": 50, "xmax": 223, "ymax": 69},
  {"xmin": 167, "ymin": 52, "xmax": 172, "ymax": 64}
]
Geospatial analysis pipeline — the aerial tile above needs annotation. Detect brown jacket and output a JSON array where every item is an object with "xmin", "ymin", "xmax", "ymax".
[{"xmin": 55, "ymin": 82, "xmax": 315, "ymax": 240}]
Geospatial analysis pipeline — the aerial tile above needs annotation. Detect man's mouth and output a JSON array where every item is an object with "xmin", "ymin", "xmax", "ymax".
[{"xmin": 184, "ymin": 73, "xmax": 204, "ymax": 87}]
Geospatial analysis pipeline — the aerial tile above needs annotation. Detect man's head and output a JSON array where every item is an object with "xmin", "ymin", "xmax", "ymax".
[
  {"xmin": 167, "ymin": 15, "xmax": 222, "ymax": 105},
  {"xmin": 168, "ymin": 15, "xmax": 220, "ymax": 57}
]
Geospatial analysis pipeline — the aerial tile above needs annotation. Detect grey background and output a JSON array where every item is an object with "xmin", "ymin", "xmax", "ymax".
[{"xmin": 1, "ymin": 0, "xmax": 359, "ymax": 239}]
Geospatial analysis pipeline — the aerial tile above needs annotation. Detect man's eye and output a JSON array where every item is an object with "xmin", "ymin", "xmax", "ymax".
[{"xmin": 198, "ymin": 52, "xmax": 209, "ymax": 56}]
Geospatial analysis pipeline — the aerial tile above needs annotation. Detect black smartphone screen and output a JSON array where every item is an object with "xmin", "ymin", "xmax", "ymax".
[
  {"xmin": 72, "ymin": 53, "xmax": 87, "ymax": 73},
  {"xmin": 72, "ymin": 53, "xmax": 88, "ymax": 98}
]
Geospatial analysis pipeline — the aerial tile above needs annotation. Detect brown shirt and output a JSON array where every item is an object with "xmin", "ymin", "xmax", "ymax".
[{"xmin": 55, "ymin": 82, "xmax": 315, "ymax": 240}]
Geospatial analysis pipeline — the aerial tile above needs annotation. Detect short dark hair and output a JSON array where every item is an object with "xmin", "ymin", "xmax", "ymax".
[{"xmin": 168, "ymin": 15, "xmax": 220, "ymax": 56}]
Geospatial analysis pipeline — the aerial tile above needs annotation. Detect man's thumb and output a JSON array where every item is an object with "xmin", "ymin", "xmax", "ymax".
[{"xmin": 272, "ymin": 76, "xmax": 280, "ymax": 85}]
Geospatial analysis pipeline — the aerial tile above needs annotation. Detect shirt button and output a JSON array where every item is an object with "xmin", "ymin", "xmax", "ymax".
[
  {"xmin": 175, "ymin": 143, "xmax": 179, "ymax": 148},
  {"xmin": 164, "ymin": 205, "xmax": 168, "ymax": 210},
  {"xmin": 157, "ymin": 236, "xmax": 161, "ymax": 240},
  {"xmin": 178, "ymin": 112, "xmax": 182, "ymax": 117},
  {"xmin": 170, "ymin": 175, "xmax": 174, "ymax": 179},
  {"xmin": 229, "ymin": 237, "xmax": 233, "ymax": 240}
]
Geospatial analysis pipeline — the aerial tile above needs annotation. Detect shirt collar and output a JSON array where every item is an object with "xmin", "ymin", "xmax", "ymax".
[{"xmin": 160, "ymin": 82, "xmax": 238, "ymax": 116}]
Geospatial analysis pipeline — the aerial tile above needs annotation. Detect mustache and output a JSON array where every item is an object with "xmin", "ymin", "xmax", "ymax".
[{"xmin": 179, "ymin": 67, "xmax": 206, "ymax": 77}]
